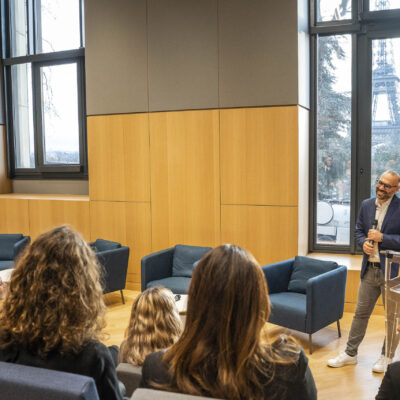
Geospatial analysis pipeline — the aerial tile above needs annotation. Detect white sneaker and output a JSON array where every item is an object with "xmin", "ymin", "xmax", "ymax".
[
  {"xmin": 327, "ymin": 351, "xmax": 358, "ymax": 368},
  {"xmin": 372, "ymin": 355, "xmax": 392, "ymax": 373}
]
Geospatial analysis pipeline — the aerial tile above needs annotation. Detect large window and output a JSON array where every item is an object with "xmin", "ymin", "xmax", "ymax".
[
  {"xmin": 2, "ymin": 0, "xmax": 86, "ymax": 179},
  {"xmin": 310, "ymin": 0, "xmax": 400, "ymax": 252}
]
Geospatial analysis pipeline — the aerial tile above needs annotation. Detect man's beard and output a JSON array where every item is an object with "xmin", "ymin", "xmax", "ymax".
[{"xmin": 376, "ymin": 188, "xmax": 391, "ymax": 201}]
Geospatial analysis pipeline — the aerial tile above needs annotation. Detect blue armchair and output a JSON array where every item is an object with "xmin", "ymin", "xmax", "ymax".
[
  {"xmin": 0, "ymin": 234, "xmax": 30, "ymax": 271},
  {"xmin": 0, "ymin": 361, "xmax": 99, "ymax": 400},
  {"xmin": 262, "ymin": 256, "xmax": 347, "ymax": 354},
  {"xmin": 90, "ymin": 239, "xmax": 130, "ymax": 304},
  {"xmin": 141, "ymin": 245, "xmax": 212, "ymax": 293}
]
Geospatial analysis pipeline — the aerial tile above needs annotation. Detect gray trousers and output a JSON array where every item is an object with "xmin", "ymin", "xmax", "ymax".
[{"xmin": 346, "ymin": 265, "xmax": 400, "ymax": 358}]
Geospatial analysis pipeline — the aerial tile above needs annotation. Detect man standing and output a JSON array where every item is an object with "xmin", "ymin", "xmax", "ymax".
[{"xmin": 328, "ymin": 170, "xmax": 400, "ymax": 373}]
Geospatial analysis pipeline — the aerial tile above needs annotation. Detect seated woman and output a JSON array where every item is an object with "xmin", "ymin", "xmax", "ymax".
[
  {"xmin": 119, "ymin": 286, "xmax": 182, "ymax": 365},
  {"xmin": 0, "ymin": 225, "xmax": 123, "ymax": 400},
  {"xmin": 140, "ymin": 244, "xmax": 317, "ymax": 400}
]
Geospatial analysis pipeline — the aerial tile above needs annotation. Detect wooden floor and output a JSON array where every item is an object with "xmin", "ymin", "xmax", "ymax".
[{"xmin": 104, "ymin": 290, "xmax": 387, "ymax": 400}]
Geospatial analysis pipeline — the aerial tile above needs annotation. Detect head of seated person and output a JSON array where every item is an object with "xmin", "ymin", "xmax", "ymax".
[
  {"xmin": 0, "ymin": 225, "xmax": 123, "ymax": 400},
  {"xmin": 141, "ymin": 244, "xmax": 315, "ymax": 400},
  {"xmin": 119, "ymin": 286, "xmax": 182, "ymax": 366}
]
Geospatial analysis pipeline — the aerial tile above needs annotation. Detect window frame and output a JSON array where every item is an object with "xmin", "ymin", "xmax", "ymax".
[
  {"xmin": 1, "ymin": 0, "xmax": 87, "ymax": 180},
  {"xmin": 309, "ymin": 0, "xmax": 400, "ymax": 253}
]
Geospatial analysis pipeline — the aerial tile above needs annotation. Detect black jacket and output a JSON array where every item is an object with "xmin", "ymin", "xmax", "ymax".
[{"xmin": 140, "ymin": 348, "xmax": 317, "ymax": 400}]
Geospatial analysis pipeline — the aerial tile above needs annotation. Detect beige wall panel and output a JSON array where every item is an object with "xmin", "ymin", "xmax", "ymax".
[
  {"xmin": 0, "ymin": 126, "xmax": 11, "ymax": 194},
  {"xmin": 28, "ymin": 199, "xmax": 90, "ymax": 241},
  {"xmin": 0, "ymin": 198, "xmax": 29, "ymax": 235},
  {"xmin": 150, "ymin": 110, "xmax": 220, "ymax": 251},
  {"xmin": 89, "ymin": 201, "xmax": 151, "ymax": 286},
  {"xmin": 220, "ymin": 106, "xmax": 298, "ymax": 206},
  {"xmin": 88, "ymin": 114, "xmax": 150, "ymax": 202},
  {"xmin": 221, "ymin": 205, "xmax": 298, "ymax": 266}
]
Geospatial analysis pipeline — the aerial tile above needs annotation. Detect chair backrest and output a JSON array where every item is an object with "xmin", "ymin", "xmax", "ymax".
[
  {"xmin": 116, "ymin": 363, "xmax": 142, "ymax": 397},
  {"xmin": 0, "ymin": 234, "xmax": 23, "ymax": 260},
  {"xmin": 0, "ymin": 361, "xmax": 100, "ymax": 400},
  {"xmin": 172, "ymin": 245, "xmax": 212, "ymax": 278},
  {"xmin": 131, "ymin": 388, "xmax": 221, "ymax": 400}
]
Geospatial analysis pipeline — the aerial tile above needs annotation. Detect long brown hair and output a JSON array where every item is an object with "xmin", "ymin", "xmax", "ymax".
[
  {"xmin": 0, "ymin": 225, "xmax": 106, "ymax": 357},
  {"xmin": 163, "ymin": 244, "xmax": 299, "ymax": 399},
  {"xmin": 119, "ymin": 286, "xmax": 182, "ymax": 366}
]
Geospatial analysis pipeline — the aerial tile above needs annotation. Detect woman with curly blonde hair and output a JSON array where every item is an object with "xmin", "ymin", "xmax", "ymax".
[
  {"xmin": 0, "ymin": 225, "xmax": 122, "ymax": 400},
  {"xmin": 119, "ymin": 286, "xmax": 182, "ymax": 366},
  {"xmin": 140, "ymin": 244, "xmax": 317, "ymax": 400}
]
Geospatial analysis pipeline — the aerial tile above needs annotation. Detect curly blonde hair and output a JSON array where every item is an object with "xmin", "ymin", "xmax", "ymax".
[
  {"xmin": 0, "ymin": 225, "xmax": 106, "ymax": 357},
  {"xmin": 119, "ymin": 287, "xmax": 182, "ymax": 366}
]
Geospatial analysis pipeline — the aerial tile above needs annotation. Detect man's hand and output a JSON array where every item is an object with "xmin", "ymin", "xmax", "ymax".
[
  {"xmin": 363, "ymin": 239, "xmax": 374, "ymax": 255},
  {"xmin": 368, "ymin": 229, "xmax": 383, "ymax": 243}
]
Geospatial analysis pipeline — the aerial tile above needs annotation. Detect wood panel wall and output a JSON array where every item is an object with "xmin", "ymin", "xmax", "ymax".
[
  {"xmin": 1, "ymin": 106, "xmax": 302, "ymax": 291},
  {"xmin": 0, "ymin": 194, "xmax": 90, "ymax": 241},
  {"xmin": 88, "ymin": 114, "xmax": 150, "ymax": 202},
  {"xmin": 149, "ymin": 110, "xmax": 220, "ymax": 251},
  {"xmin": 86, "ymin": 106, "xmax": 300, "ymax": 288}
]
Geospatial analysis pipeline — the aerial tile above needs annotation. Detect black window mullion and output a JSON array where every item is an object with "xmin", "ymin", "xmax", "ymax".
[
  {"xmin": 32, "ymin": 61, "xmax": 43, "ymax": 168},
  {"xmin": 34, "ymin": 0, "xmax": 41, "ymax": 54},
  {"xmin": 77, "ymin": 57, "xmax": 87, "ymax": 172},
  {"xmin": 349, "ymin": 32, "xmax": 358, "ymax": 253}
]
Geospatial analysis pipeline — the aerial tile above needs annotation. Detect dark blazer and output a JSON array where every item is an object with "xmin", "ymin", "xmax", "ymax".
[
  {"xmin": 355, "ymin": 195, "xmax": 400, "ymax": 278},
  {"xmin": 376, "ymin": 361, "xmax": 400, "ymax": 400},
  {"xmin": 140, "ymin": 349, "xmax": 317, "ymax": 400}
]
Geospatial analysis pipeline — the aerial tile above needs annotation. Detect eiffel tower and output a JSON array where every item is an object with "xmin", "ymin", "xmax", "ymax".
[{"xmin": 371, "ymin": 0, "xmax": 400, "ymax": 146}]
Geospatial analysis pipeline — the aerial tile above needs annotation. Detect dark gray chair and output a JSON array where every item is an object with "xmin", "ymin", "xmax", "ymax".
[
  {"xmin": 141, "ymin": 245, "xmax": 212, "ymax": 294},
  {"xmin": 262, "ymin": 256, "xmax": 347, "ymax": 354},
  {"xmin": 90, "ymin": 239, "xmax": 130, "ymax": 303},
  {"xmin": 116, "ymin": 363, "xmax": 142, "ymax": 397},
  {"xmin": 0, "ymin": 361, "xmax": 99, "ymax": 400},
  {"xmin": 0, "ymin": 234, "xmax": 30, "ymax": 271}
]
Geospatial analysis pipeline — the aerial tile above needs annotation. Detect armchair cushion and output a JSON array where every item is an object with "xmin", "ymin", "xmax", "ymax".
[
  {"xmin": 147, "ymin": 276, "xmax": 191, "ymax": 294},
  {"xmin": 172, "ymin": 245, "xmax": 211, "ymax": 277},
  {"xmin": 0, "ymin": 261, "xmax": 14, "ymax": 271},
  {"xmin": 0, "ymin": 234, "xmax": 23, "ymax": 260},
  {"xmin": 288, "ymin": 256, "xmax": 338, "ymax": 294},
  {"xmin": 94, "ymin": 239, "xmax": 121, "ymax": 252},
  {"xmin": 269, "ymin": 292, "xmax": 307, "ymax": 331}
]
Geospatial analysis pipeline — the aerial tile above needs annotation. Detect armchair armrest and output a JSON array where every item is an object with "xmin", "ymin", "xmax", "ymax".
[
  {"xmin": 141, "ymin": 248, "xmax": 174, "ymax": 292},
  {"xmin": 13, "ymin": 236, "xmax": 30, "ymax": 260},
  {"xmin": 116, "ymin": 363, "xmax": 142, "ymax": 397},
  {"xmin": 306, "ymin": 265, "xmax": 347, "ymax": 333},
  {"xmin": 97, "ymin": 246, "xmax": 130, "ymax": 293},
  {"xmin": 261, "ymin": 259, "xmax": 294, "ymax": 294}
]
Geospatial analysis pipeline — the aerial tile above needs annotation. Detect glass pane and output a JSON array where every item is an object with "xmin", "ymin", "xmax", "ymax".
[
  {"xmin": 316, "ymin": 35, "xmax": 352, "ymax": 246},
  {"xmin": 41, "ymin": 63, "xmax": 80, "ymax": 164},
  {"xmin": 37, "ymin": 0, "xmax": 80, "ymax": 53},
  {"xmin": 11, "ymin": 64, "xmax": 35, "ymax": 169},
  {"xmin": 371, "ymin": 38, "xmax": 400, "ymax": 193},
  {"xmin": 317, "ymin": 0, "xmax": 352, "ymax": 22},
  {"xmin": 370, "ymin": 0, "xmax": 400, "ymax": 11},
  {"xmin": 9, "ymin": 0, "xmax": 28, "ymax": 57}
]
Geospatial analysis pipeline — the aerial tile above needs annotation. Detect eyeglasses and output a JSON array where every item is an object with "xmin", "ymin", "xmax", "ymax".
[{"xmin": 376, "ymin": 179, "xmax": 398, "ymax": 190}]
